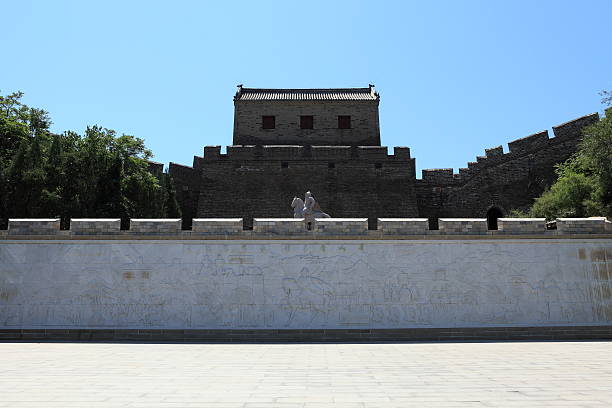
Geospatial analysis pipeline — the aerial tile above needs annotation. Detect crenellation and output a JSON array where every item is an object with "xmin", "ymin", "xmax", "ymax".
[
  {"xmin": 485, "ymin": 146, "xmax": 504, "ymax": 157},
  {"xmin": 422, "ymin": 169, "xmax": 454, "ymax": 184},
  {"xmin": 393, "ymin": 146, "xmax": 411, "ymax": 159},
  {"xmin": 556, "ymin": 217, "xmax": 607, "ymax": 234},
  {"xmin": 377, "ymin": 218, "xmax": 428, "ymax": 234},
  {"xmin": 253, "ymin": 218, "xmax": 306, "ymax": 234},
  {"xmin": 439, "ymin": 218, "xmax": 488, "ymax": 234},
  {"xmin": 129, "ymin": 219, "xmax": 182, "ymax": 234},
  {"xmin": 357, "ymin": 146, "xmax": 388, "ymax": 159},
  {"xmin": 497, "ymin": 218, "xmax": 546, "ymax": 234},
  {"xmin": 192, "ymin": 218, "xmax": 243, "ymax": 234},
  {"xmin": 314, "ymin": 218, "xmax": 369, "ymax": 235},
  {"xmin": 70, "ymin": 218, "xmax": 121, "ymax": 235},
  {"xmin": 311, "ymin": 146, "xmax": 352, "ymax": 160},
  {"xmin": 507, "ymin": 130, "xmax": 549, "ymax": 154},
  {"xmin": 203, "ymin": 145, "xmax": 221, "ymax": 159},
  {"xmin": 1, "ymin": 217, "xmax": 609, "ymax": 236},
  {"xmin": 8, "ymin": 219, "xmax": 61, "ymax": 235},
  {"xmin": 552, "ymin": 113, "xmax": 599, "ymax": 139}
]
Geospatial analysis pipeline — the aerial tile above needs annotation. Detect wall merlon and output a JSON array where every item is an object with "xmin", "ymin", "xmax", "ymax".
[
  {"xmin": 377, "ymin": 218, "xmax": 428, "ymax": 234},
  {"xmin": 439, "ymin": 218, "xmax": 488, "ymax": 234},
  {"xmin": 192, "ymin": 218, "xmax": 243, "ymax": 234},
  {"xmin": 552, "ymin": 113, "xmax": 599, "ymax": 139},
  {"xmin": 203, "ymin": 146, "xmax": 222, "ymax": 159},
  {"xmin": 314, "ymin": 218, "xmax": 368, "ymax": 235},
  {"xmin": 70, "ymin": 219, "xmax": 121, "ymax": 235},
  {"xmin": 508, "ymin": 130, "xmax": 549, "ymax": 153},
  {"xmin": 422, "ymin": 168, "xmax": 454, "ymax": 184},
  {"xmin": 253, "ymin": 218, "xmax": 306, "ymax": 234},
  {"xmin": 485, "ymin": 146, "xmax": 503, "ymax": 157},
  {"xmin": 311, "ymin": 146, "xmax": 352, "ymax": 160},
  {"xmin": 393, "ymin": 147, "xmax": 411, "ymax": 159},
  {"xmin": 8, "ymin": 219, "xmax": 61, "ymax": 235},
  {"xmin": 498, "ymin": 218, "xmax": 546, "ymax": 234},
  {"xmin": 476, "ymin": 155, "xmax": 487, "ymax": 163},
  {"xmin": 129, "ymin": 219, "xmax": 182, "ymax": 234},
  {"xmin": 357, "ymin": 146, "xmax": 388, "ymax": 159},
  {"xmin": 557, "ymin": 217, "xmax": 607, "ymax": 234}
]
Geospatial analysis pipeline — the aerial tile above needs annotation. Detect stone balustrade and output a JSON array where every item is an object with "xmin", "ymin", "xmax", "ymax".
[{"xmin": 1, "ymin": 217, "xmax": 610, "ymax": 236}]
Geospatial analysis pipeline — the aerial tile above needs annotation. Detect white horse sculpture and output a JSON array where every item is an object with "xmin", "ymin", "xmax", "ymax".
[{"xmin": 291, "ymin": 193, "xmax": 330, "ymax": 219}]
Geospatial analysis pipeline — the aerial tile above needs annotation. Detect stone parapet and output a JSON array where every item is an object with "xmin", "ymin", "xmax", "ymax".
[
  {"xmin": 439, "ymin": 218, "xmax": 488, "ymax": 234},
  {"xmin": 557, "ymin": 217, "xmax": 607, "ymax": 234},
  {"xmin": 129, "ymin": 219, "xmax": 182, "ymax": 234},
  {"xmin": 8, "ymin": 219, "xmax": 60, "ymax": 235},
  {"xmin": 192, "ymin": 218, "xmax": 243, "ymax": 234},
  {"xmin": 498, "ymin": 218, "xmax": 546, "ymax": 234},
  {"xmin": 377, "ymin": 218, "xmax": 429, "ymax": 235},
  {"xmin": 253, "ymin": 218, "xmax": 306, "ymax": 234},
  {"xmin": 70, "ymin": 219, "xmax": 121, "ymax": 235},
  {"xmin": 314, "ymin": 218, "xmax": 368, "ymax": 235}
]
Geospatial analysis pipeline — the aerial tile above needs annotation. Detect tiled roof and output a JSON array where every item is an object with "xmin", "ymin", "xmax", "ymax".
[{"xmin": 234, "ymin": 85, "xmax": 379, "ymax": 101}]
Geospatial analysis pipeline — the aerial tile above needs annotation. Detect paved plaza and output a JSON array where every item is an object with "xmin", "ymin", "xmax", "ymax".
[{"xmin": 0, "ymin": 341, "xmax": 611, "ymax": 407}]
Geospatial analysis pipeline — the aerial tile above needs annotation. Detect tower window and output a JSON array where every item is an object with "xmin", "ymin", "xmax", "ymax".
[
  {"xmin": 338, "ymin": 115, "xmax": 351, "ymax": 129},
  {"xmin": 328, "ymin": 162, "xmax": 335, "ymax": 169},
  {"xmin": 281, "ymin": 162, "xmax": 289, "ymax": 168},
  {"xmin": 262, "ymin": 116, "xmax": 275, "ymax": 129},
  {"xmin": 375, "ymin": 163, "xmax": 382, "ymax": 169},
  {"xmin": 300, "ymin": 115, "xmax": 313, "ymax": 129}
]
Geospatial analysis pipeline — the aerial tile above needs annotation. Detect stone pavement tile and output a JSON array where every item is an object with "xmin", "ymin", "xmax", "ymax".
[{"xmin": 1, "ymin": 342, "xmax": 612, "ymax": 407}]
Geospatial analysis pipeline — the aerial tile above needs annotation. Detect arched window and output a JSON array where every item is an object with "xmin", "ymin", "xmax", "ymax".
[{"xmin": 486, "ymin": 207, "xmax": 504, "ymax": 230}]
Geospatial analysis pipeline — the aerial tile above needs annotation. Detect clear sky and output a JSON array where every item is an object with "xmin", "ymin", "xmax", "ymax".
[{"xmin": 3, "ymin": 0, "xmax": 611, "ymax": 175}]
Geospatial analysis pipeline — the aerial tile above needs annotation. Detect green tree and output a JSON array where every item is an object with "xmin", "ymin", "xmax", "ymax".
[
  {"xmin": 528, "ymin": 94, "xmax": 612, "ymax": 220},
  {"xmin": 0, "ymin": 91, "xmax": 180, "ymax": 228}
]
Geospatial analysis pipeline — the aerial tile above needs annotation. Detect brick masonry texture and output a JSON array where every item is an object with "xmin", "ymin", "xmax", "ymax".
[
  {"xmin": 70, "ymin": 218, "xmax": 121, "ymax": 235},
  {"xmin": 314, "ymin": 218, "xmax": 369, "ymax": 234},
  {"xmin": 8, "ymin": 219, "xmax": 60, "ymax": 235},
  {"xmin": 557, "ymin": 217, "xmax": 607, "ymax": 234},
  {"xmin": 192, "ymin": 218, "xmax": 243, "ymax": 234},
  {"xmin": 129, "ymin": 219, "xmax": 182, "ymax": 234},
  {"xmin": 497, "ymin": 218, "xmax": 546, "ymax": 234},
  {"xmin": 2, "ymin": 217, "xmax": 611, "ymax": 236},
  {"xmin": 167, "ymin": 87, "xmax": 602, "ymax": 230},
  {"xmin": 253, "ymin": 218, "xmax": 306, "ymax": 234},
  {"xmin": 438, "ymin": 218, "xmax": 488, "ymax": 234},
  {"xmin": 377, "ymin": 218, "xmax": 429, "ymax": 234},
  {"xmin": 233, "ymin": 100, "xmax": 381, "ymax": 146}
]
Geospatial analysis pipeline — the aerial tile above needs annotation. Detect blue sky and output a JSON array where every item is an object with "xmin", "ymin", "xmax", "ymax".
[{"xmin": 3, "ymin": 0, "xmax": 611, "ymax": 175}]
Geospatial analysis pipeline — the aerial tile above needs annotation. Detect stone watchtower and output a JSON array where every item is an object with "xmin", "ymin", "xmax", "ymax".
[
  {"xmin": 169, "ymin": 86, "xmax": 418, "ymax": 229},
  {"xmin": 233, "ymin": 85, "xmax": 381, "ymax": 146}
]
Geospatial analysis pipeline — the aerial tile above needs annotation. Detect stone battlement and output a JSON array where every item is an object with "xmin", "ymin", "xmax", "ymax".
[
  {"xmin": 198, "ymin": 145, "xmax": 411, "ymax": 162},
  {"xmin": 2, "ymin": 217, "xmax": 610, "ymax": 237},
  {"xmin": 419, "ymin": 113, "xmax": 599, "ymax": 183}
]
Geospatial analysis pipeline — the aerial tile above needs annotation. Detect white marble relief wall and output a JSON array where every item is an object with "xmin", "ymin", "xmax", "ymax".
[{"xmin": 0, "ymin": 239, "xmax": 611, "ymax": 329}]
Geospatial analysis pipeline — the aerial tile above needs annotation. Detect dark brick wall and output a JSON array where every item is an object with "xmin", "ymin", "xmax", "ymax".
[
  {"xmin": 416, "ymin": 113, "xmax": 599, "ymax": 228},
  {"xmin": 233, "ymin": 100, "xmax": 381, "ymax": 146},
  {"xmin": 169, "ymin": 113, "xmax": 599, "ymax": 228},
  {"xmin": 194, "ymin": 146, "xmax": 417, "ymax": 229}
]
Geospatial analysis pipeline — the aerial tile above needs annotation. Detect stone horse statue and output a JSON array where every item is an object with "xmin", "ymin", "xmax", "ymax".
[{"xmin": 291, "ymin": 192, "xmax": 330, "ymax": 229}]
